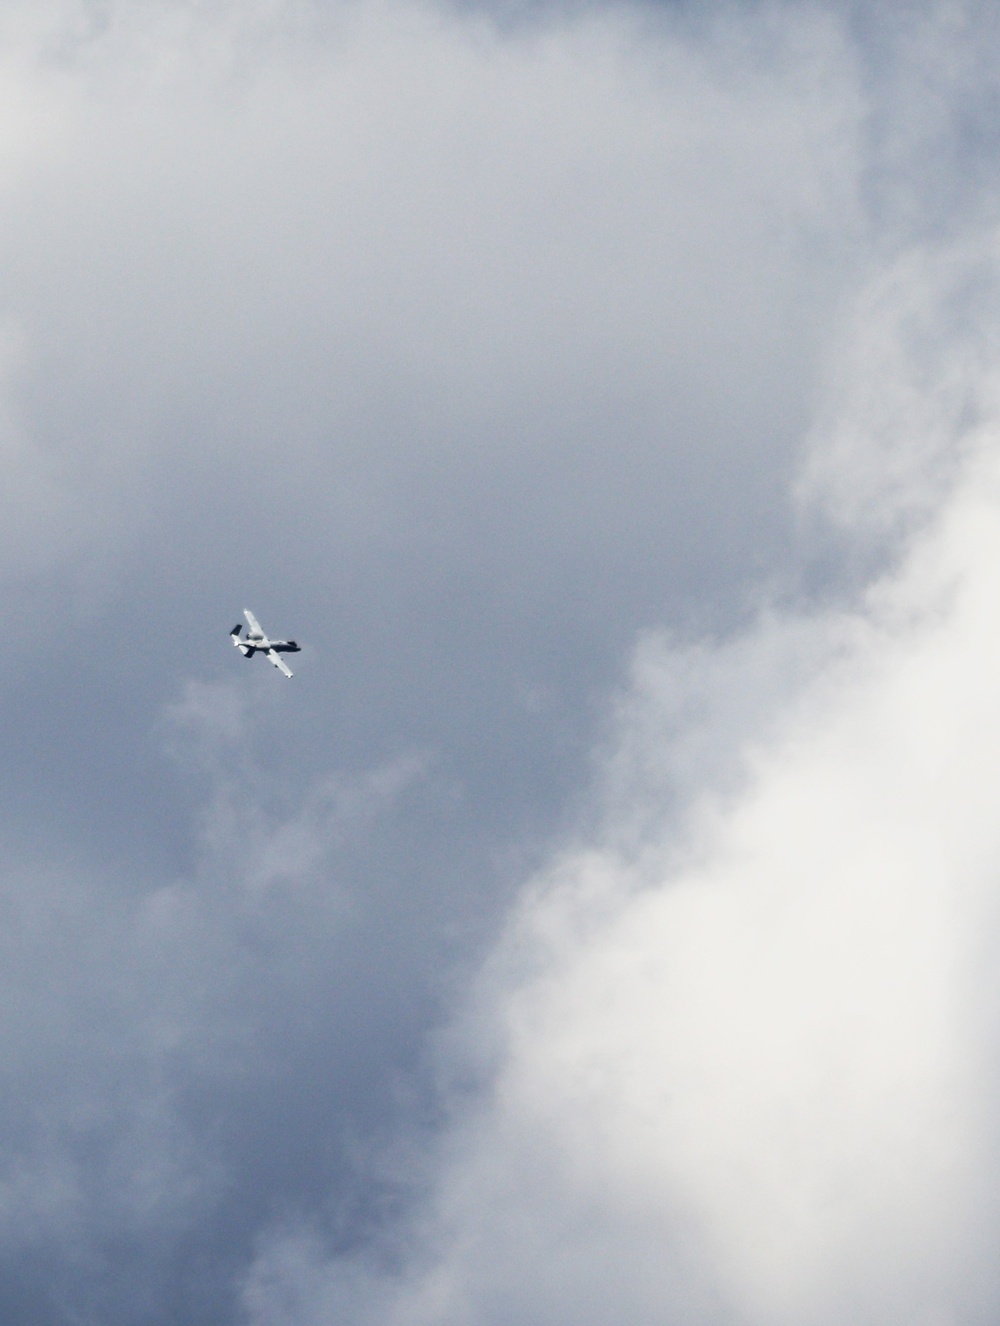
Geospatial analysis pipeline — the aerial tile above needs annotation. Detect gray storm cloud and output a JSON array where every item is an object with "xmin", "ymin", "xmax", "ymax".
[{"xmin": 0, "ymin": 1, "xmax": 995, "ymax": 1324}]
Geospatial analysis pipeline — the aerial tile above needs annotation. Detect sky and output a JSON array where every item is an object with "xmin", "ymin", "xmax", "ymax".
[{"xmin": 1, "ymin": 0, "xmax": 1000, "ymax": 1322}]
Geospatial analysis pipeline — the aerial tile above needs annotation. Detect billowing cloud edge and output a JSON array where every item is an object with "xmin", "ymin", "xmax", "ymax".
[{"xmin": 240, "ymin": 236, "xmax": 1000, "ymax": 1326}]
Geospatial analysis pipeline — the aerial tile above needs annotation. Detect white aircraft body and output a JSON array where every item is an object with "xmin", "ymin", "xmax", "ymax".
[{"xmin": 230, "ymin": 609, "xmax": 301, "ymax": 678}]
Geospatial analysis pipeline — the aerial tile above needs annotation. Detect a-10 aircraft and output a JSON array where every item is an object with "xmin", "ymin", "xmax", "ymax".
[{"xmin": 230, "ymin": 609, "xmax": 301, "ymax": 678}]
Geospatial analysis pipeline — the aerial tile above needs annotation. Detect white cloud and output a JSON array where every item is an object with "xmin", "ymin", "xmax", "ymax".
[{"xmin": 240, "ymin": 240, "xmax": 1000, "ymax": 1324}]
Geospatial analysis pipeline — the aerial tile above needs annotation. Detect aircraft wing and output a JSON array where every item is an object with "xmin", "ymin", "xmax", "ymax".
[
  {"xmin": 267, "ymin": 649, "xmax": 293, "ymax": 678},
  {"xmin": 244, "ymin": 608, "xmax": 263, "ymax": 637}
]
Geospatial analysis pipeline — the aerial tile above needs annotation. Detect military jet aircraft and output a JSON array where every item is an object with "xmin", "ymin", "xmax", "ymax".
[{"xmin": 230, "ymin": 609, "xmax": 301, "ymax": 678}]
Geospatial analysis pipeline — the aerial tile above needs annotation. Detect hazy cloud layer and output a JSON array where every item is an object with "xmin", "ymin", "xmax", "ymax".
[{"xmin": 0, "ymin": 1, "xmax": 995, "ymax": 1323}]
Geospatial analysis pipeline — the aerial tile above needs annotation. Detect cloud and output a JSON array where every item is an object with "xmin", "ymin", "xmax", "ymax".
[
  {"xmin": 799, "ymin": 239, "xmax": 1000, "ymax": 541},
  {"xmin": 240, "ymin": 244, "xmax": 1000, "ymax": 1325},
  {"xmin": 0, "ymin": 0, "xmax": 859, "ymax": 588},
  {"xmin": 0, "ymin": 1, "xmax": 997, "ymax": 1323}
]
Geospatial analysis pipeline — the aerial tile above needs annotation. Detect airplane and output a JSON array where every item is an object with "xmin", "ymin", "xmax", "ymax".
[{"xmin": 230, "ymin": 609, "xmax": 301, "ymax": 678}]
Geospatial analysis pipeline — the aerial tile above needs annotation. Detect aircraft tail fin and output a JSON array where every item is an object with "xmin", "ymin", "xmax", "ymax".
[{"xmin": 230, "ymin": 624, "xmax": 242, "ymax": 637}]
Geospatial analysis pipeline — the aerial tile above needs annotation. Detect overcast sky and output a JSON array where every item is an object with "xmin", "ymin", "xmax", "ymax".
[{"xmin": 1, "ymin": 1, "xmax": 1000, "ymax": 1322}]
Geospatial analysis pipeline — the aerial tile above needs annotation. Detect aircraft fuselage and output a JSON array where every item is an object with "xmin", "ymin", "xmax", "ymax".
[{"xmin": 234, "ymin": 636, "xmax": 300, "ymax": 652}]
